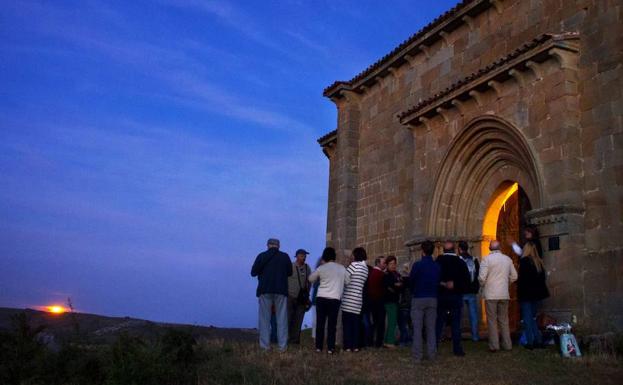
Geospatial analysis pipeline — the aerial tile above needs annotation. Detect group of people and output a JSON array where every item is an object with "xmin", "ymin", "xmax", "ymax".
[{"xmin": 251, "ymin": 227, "xmax": 549, "ymax": 362}]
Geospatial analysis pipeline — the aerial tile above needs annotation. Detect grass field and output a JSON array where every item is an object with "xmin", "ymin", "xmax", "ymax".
[
  {"xmin": 1, "ymin": 309, "xmax": 622, "ymax": 385},
  {"xmin": 199, "ymin": 332, "xmax": 623, "ymax": 385}
]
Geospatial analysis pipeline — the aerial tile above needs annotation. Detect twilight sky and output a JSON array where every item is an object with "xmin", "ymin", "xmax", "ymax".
[{"xmin": 0, "ymin": 0, "xmax": 460, "ymax": 327}]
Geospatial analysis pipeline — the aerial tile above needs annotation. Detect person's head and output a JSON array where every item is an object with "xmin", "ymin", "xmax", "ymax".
[
  {"xmin": 489, "ymin": 240, "xmax": 501, "ymax": 251},
  {"xmin": 386, "ymin": 256, "xmax": 397, "ymax": 272},
  {"xmin": 524, "ymin": 226, "xmax": 538, "ymax": 241},
  {"xmin": 352, "ymin": 247, "xmax": 368, "ymax": 262},
  {"xmin": 267, "ymin": 238, "xmax": 280, "ymax": 249},
  {"xmin": 374, "ymin": 256, "xmax": 386, "ymax": 270},
  {"xmin": 295, "ymin": 249, "xmax": 309, "ymax": 265},
  {"xmin": 321, "ymin": 247, "xmax": 336, "ymax": 263},
  {"xmin": 523, "ymin": 242, "xmax": 544, "ymax": 273},
  {"xmin": 443, "ymin": 240, "xmax": 455, "ymax": 254},
  {"xmin": 458, "ymin": 240, "xmax": 469, "ymax": 255},
  {"xmin": 421, "ymin": 240, "xmax": 435, "ymax": 256}
]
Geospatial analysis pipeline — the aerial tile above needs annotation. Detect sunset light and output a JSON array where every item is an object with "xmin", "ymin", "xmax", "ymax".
[{"xmin": 46, "ymin": 305, "xmax": 67, "ymax": 314}]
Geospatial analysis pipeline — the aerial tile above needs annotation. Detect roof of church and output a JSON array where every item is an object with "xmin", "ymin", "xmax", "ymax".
[{"xmin": 323, "ymin": 0, "xmax": 490, "ymax": 99}]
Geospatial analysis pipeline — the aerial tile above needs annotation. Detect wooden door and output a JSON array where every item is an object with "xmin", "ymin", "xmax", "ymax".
[{"xmin": 495, "ymin": 187, "xmax": 531, "ymax": 332}]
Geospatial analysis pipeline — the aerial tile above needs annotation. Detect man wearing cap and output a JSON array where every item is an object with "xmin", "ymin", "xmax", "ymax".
[
  {"xmin": 287, "ymin": 249, "xmax": 312, "ymax": 344},
  {"xmin": 251, "ymin": 238, "xmax": 293, "ymax": 352}
]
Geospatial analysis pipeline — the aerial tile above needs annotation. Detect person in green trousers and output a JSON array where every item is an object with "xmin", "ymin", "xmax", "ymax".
[{"xmin": 383, "ymin": 256, "xmax": 403, "ymax": 347}]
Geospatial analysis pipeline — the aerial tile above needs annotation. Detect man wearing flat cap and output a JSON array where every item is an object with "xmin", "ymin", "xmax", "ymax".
[
  {"xmin": 251, "ymin": 238, "xmax": 292, "ymax": 351},
  {"xmin": 287, "ymin": 248, "xmax": 311, "ymax": 344}
]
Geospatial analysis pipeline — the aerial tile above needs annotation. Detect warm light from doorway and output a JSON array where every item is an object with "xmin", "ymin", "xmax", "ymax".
[{"xmin": 481, "ymin": 182, "xmax": 519, "ymax": 258}]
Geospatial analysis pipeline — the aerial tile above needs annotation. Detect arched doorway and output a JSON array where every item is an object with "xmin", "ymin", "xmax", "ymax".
[
  {"xmin": 424, "ymin": 116, "xmax": 543, "ymax": 333},
  {"xmin": 481, "ymin": 181, "xmax": 532, "ymax": 331}
]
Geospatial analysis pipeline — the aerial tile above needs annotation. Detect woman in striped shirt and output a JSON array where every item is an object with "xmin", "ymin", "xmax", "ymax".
[{"xmin": 341, "ymin": 247, "xmax": 369, "ymax": 352}]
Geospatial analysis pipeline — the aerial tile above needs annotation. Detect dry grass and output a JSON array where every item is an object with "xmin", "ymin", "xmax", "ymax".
[{"xmin": 197, "ymin": 334, "xmax": 623, "ymax": 385}]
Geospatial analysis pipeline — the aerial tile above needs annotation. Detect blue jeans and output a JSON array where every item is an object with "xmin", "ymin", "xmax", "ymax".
[
  {"xmin": 259, "ymin": 294, "xmax": 288, "ymax": 351},
  {"xmin": 463, "ymin": 294, "xmax": 480, "ymax": 341},
  {"xmin": 520, "ymin": 301, "xmax": 542, "ymax": 345}
]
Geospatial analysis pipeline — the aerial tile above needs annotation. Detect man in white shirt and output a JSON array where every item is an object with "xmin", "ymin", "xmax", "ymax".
[{"xmin": 478, "ymin": 240, "xmax": 518, "ymax": 352}]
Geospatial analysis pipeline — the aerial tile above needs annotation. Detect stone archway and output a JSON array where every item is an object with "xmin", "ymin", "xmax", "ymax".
[{"xmin": 426, "ymin": 115, "xmax": 543, "ymax": 256}]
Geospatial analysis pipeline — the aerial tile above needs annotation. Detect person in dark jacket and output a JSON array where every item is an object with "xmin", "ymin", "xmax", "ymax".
[
  {"xmin": 251, "ymin": 238, "xmax": 292, "ymax": 352},
  {"xmin": 458, "ymin": 241, "xmax": 480, "ymax": 342},
  {"xmin": 436, "ymin": 240, "xmax": 470, "ymax": 356},
  {"xmin": 516, "ymin": 241, "xmax": 549, "ymax": 349},
  {"xmin": 383, "ymin": 256, "xmax": 402, "ymax": 347},
  {"xmin": 410, "ymin": 240, "xmax": 441, "ymax": 362}
]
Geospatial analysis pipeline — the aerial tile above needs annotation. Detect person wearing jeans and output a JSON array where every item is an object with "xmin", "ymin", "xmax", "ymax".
[
  {"xmin": 410, "ymin": 240, "xmax": 441, "ymax": 362},
  {"xmin": 515, "ymin": 240, "xmax": 549, "ymax": 349},
  {"xmin": 251, "ymin": 238, "xmax": 293, "ymax": 352},
  {"xmin": 436, "ymin": 241, "xmax": 470, "ymax": 356},
  {"xmin": 309, "ymin": 247, "xmax": 349, "ymax": 354},
  {"xmin": 458, "ymin": 240, "xmax": 480, "ymax": 342}
]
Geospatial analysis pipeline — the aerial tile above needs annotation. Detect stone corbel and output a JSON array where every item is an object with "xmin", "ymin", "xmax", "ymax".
[
  {"xmin": 339, "ymin": 89, "xmax": 361, "ymax": 104},
  {"xmin": 387, "ymin": 67, "xmax": 399, "ymax": 79},
  {"xmin": 439, "ymin": 31, "xmax": 451, "ymax": 46},
  {"xmin": 451, "ymin": 99, "xmax": 466, "ymax": 115},
  {"xmin": 508, "ymin": 68, "xmax": 527, "ymax": 88},
  {"xmin": 436, "ymin": 107, "xmax": 451, "ymax": 123},
  {"xmin": 322, "ymin": 142, "xmax": 337, "ymax": 160},
  {"xmin": 403, "ymin": 54, "xmax": 421, "ymax": 69},
  {"xmin": 525, "ymin": 60, "xmax": 543, "ymax": 80},
  {"xmin": 374, "ymin": 76, "xmax": 386, "ymax": 88},
  {"xmin": 468, "ymin": 90, "xmax": 484, "ymax": 107},
  {"xmin": 418, "ymin": 116, "xmax": 432, "ymax": 130},
  {"xmin": 419, "ymin": 44, "xmax": 431, "ymax": 59},
  {"xmin": 487, "ymin": 80, "xmax": 504, "ymax": 98},
  {"xmin": 490, "ymin": 0, "xmax": 504, "ymax": 14},
  {"xmin": 462, "ymin": 15, "xmax": 475, "ymax": 31},
  {"xmin": 548, "ymin": 47, "xmax": 578, "ymax": 71}
]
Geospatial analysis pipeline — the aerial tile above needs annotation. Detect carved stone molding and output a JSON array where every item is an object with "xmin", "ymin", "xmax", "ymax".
[
  {"xmin": 527, "ymin": 205, "xmax": 585, "ymax": 237},
  {"xmin": 398, "ymin": 32, "xmax": 580, "ymax": 127}
]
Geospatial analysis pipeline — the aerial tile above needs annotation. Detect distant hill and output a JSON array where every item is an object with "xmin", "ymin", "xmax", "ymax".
[{"xmin": 0, "ymin": 307, "xmax": 256, "ymax": 346}]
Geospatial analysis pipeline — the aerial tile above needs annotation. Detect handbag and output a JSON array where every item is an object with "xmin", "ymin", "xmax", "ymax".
[{"xmin": 296, "ymin": 266, "xmax": 311, "ymax": 310}]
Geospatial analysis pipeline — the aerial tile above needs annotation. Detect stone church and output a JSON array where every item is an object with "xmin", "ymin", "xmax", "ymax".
[{"xmin": 317, "ymin": 0, "xmax": 622, "ymax": 333}]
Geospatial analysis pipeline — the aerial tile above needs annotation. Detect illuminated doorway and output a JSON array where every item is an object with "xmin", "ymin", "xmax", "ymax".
[{"xmin": 481, "ymin": 181, "xmax": 532, "ymax": 331}]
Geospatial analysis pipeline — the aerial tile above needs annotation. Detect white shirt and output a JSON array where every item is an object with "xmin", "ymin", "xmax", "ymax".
[
  {"xmin": 308, "ymin": 261, "xmax": 349, "ymax": 300},
  {"xmin": 478, "ymin": 250, "xmax": 518, "ymax": 300}
]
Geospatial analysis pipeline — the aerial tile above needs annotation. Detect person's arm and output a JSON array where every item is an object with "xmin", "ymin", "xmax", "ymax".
[
  {"xmin": 409, "ymin": 262, "xmax": 418, "ymax": 289},
  {"xmin": 286, "ymin": 254, "xmax": 293, "ymax": 277},
  {"xmin": 478, "ymin": 258, "xmax": 488, "ymax": 286},
  {"xmin": 510, "ymin": 261, "xmax": 518, "ymax": 283},
  {"xmin": 251, "ymin": 253, "xmax": 264, "ymax": 277},
  {"xmin": 308, "ymin": 267, "xmax": 320, "ymax": 283},
  {"xmin": 344, "ymin": 266, "xmax": 351, "ymax": 286}
]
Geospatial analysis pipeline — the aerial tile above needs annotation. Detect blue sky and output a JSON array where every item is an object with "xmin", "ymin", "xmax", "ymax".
[{"xmin": 0, "ymin": 0, "xmax": 460, "ymax": 327}]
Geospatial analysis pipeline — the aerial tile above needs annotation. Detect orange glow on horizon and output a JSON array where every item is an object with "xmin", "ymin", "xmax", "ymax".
[{"xmin": 46, "ymin": 305, "xmax": 68, "ymax": 314}]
